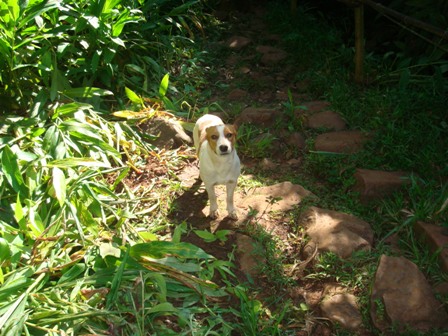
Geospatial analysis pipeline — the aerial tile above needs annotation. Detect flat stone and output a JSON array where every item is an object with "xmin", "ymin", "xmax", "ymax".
[
  {"xmin": 235, "ymin": 107, "xmax": 282, "ymax": 127},
  {"xmin": 301, "ymin": 100, "xmax": 330, "ymax": 114},
  {"xmin": 285, "ymin": 132, "xmax": 306, "ymax": 150},
  {"xmin": 352, "ymin": 169, "xmax": 410, "ymax": 202},
  {"xmin": 227, "ymin": 88, "xmax": 248, "ymax": 101},
  {"xmin": 255, "ymin": 45, "xmax": 288, "ymax": 66},
  {"xmin": 227, "ymin": 36, "xmax": 252, "ymax": 50},
  {"xmin": 239, "ymin": 182, "xmax": 312, "ymax": 214},
  {"xmin": 305, "ymin": 110, "xmax": 347, "ymax": 131},
  {"xmin": 314, "ymin": 130, "xmax": 371, "ymax": 154},
  {"xmin": 320, "ymin": 293, "xmax": 363, "ymax": 331},
  {"xmin": 301, "ymin": 207, "xmax": 373, "ymax": 259},
  {"xmin": 260, "ymin": 52, "xmax": 288, "ymax": 66},
  {"xmin": 236, "ymin": 233, "xmax": 263, "ymax": 278},
  {"xmin": 371, "ymin": 255, "xmax": 448, "ymax": 332},
  {"xmin": 414, "ymin": 221, "xmax": 448, "ymax": 272},
  {"xmin": 139, "ymin": 117, "xmax": 192, "ymax": 149},
  {"xmin": 226, "ymin": 54, "xmax": 239, "ymax": 66},
  {"xmin": 255, "ymin": 45, "xmax": 283, "ymax": 54}
]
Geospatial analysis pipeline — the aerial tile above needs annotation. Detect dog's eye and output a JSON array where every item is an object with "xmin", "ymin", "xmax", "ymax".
[
  {"xmin": 211, "ymin": 135, "xmax": 218, "ymax": 140},
  {"xmin": 225, "ymin": 133, "xmax": 233, "ymax": 139}
]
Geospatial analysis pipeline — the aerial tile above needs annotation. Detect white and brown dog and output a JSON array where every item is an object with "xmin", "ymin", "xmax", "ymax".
[{"xmin": 193, "ymin": 114, "xmax": 240, "ymax": 220}]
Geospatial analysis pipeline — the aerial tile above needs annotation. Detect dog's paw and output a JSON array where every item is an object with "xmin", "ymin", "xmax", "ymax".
[
  {"xmin": 209, "ymin": 210, "xmax": 219, "ymax": 219},
  {"xmin": 228, "ymin": 211, "xmax": 238, "ymax": 221}
]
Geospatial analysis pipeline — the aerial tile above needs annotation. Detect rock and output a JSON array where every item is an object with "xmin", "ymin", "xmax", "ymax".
[
  {"xmin": 238, "ymin": 182, "xmax": 313, "ymax": 215},
  {"xmin": 352, "ymin": 169, "xmax": 410, "ymax": 202},
  {"xmin": 414, "ymin": 221, "xmax": 448, "ymax": 272},
  {"xmin": 139, "ymin": 117, "xmax": 192, "ymax": 149},
  {"xmin": 227, "ymin": 88, "xmax": 248, "ymax": 101},
  {"xmin": 236, "ymin": 233, "xmax": 263, "ymax": 278},
  {"xmin": 255, "ymin": 45, "xmax": 281, "ymax": 54},
  {"xmin": 235, "ymin": 107, "xmax": 282, "ymax": 127},
  {"xmin": 371, "ymin": 255, "xmax": 448, "ymax": 332},
  {"xmin": 255, "ymin": 45, "xmax": 288, "ymax": 66},
  {"xmin": 237, "ymin": 66, "xmax": 251, "ymax": 75},
  {"xmin": 301, "ymin": 207, "xmax": 374, "ymax": 259},
  {"xmin": 286, "ymin": 132, "xmax": 306, "ymax": 150},
  {"xmin": 261, "ymin": 52, "xmax": 288, "ymax": 66},
  {"xmin": 305, "ymin": 110, "xmax": 347, "ymax": 131},
  {"xmin": 301, "ymin": 100, "xmax": 330, "ymax": 114},
  {"xmin": 320, "ymin": 293, "xmax": 363, "ymax": 331},
  {"xmin": 226, "ymin": 54, "xmax": 239, "ymax": 66},
  {"xmin": 314, "ymin": 130, "xmax": 371, "ymax": 154},
  {"xmin": 434, "ymin": 282, "xmax": 448, "ymax": 296},
  {"xmin": 260, "ymin": 158, "xmax": 277, "ymax": 171},
  {"xmin": 227, "ymin": 36, "xmax": 252, "ymax": 50},
  {"xmin": 265, "ymin": 34, "xmax": 281, "ymax": 42}
]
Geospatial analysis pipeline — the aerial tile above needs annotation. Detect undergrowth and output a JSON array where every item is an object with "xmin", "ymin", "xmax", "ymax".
[{"xmin": 0, "ymin": 0, "xmax": 447, "ymax": 335}]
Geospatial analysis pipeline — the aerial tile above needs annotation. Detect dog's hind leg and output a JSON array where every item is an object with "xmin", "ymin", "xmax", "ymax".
[
  {"xmin": 226, "ymin": 181, "xmax": 238, "ymax": 220},
  {"xmin": 205, "ymin": 183, "xmax": 219, "ymax": 219}
]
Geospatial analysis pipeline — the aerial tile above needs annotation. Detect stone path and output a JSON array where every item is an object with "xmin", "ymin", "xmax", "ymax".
[{"xmin": 149, "ymin": 6, "xmax": 448, "ymax": 335}]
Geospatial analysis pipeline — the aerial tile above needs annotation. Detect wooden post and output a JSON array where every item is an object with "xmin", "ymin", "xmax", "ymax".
[
  {"xmin": 291, "ymin": 0, "xmax": 297, "ymax": 16},
  {"xmin": 354, "ymin": 4, "xmax": 364, "ymax": 83}
]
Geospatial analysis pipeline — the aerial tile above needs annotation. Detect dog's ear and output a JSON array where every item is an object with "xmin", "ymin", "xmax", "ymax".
[{"xmin": 226, "ymin": 124, "xmax": 238, "ymax": 134}]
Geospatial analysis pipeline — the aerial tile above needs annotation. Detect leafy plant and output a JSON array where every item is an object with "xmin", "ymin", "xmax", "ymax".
[
  {"xmin": 194, "ymin": 229, "xmax": 232, "ymax": 243},
  {"xmin": 237, "ymin": 124, "xmax": 276, "ymax": 159}
]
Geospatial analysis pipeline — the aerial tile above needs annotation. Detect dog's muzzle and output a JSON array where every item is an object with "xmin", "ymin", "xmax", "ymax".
[{"xmin": 218, "ymin": 145, "xmax": 231, "ymax": 155}]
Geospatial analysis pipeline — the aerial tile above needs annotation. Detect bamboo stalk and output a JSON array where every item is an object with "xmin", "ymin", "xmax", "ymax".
[
  {"xmin": 291, "ymin": 0, "xmax": 297, "ymax": 15},
  {"xmin": 354, "ymin": 4, "xmax": 364, "ymax": 83},
  {"xmin": 338, "ymin": 0, "xmax": 448, "ymax": 40}
]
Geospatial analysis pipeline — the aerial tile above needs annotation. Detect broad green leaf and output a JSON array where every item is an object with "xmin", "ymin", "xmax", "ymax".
[
  {"xmin": 147, "ymin": 302, "xmax": 177, "ymax": 314},
  {"xmin": 7, "ymin": 0, "xmax": 20, "ymax": 22},
  {"xmin": 130, "ymin": 241, "xmax": 214, "ymax": 260},
  {"xmin": 47, "ymin": 158, "xmax": 111, "ymax": 168},
  {"xmin": 28, "ymin": 206, "xmax": 44, "ymax": 237},
  {"xmin": 1, "ymin": 145, "xmax": 27, "ymax": 195},
  {"xmin": 63, "ymin": 87, "xmax": 113, "ymax": 98},
  {"xmin": 155, "ymin": 257, "xmax": 201, "ymax": 273},
  {"xmin": 138, "ymin": 231, "xmax": 158, "ymax": 242},
  {"xmin": 193, "ymin": 230, "xmax": 216, "ymax": 243},
  {"xmin": 111, "ymin": 110, "xmax": 153, "ymax": 119},
  {"xmin": 111, "ymin": 37, "xmax": 125, "ymax": 47},
  {"xmin": 99, "ymin": 242, "xmax": 121, "ymax": 259},
  {"xmin": 0, "ymin": 293, "xmax": 27, "ymax": 336},
  {"xmin": 58, "ymin": 264, "xmax": 86, "ymax": 284},
  {"xmin": 19, "ymin": 0, "xmax": 60, "ymax": 29},
  {"xmin": 0, "ymin": 273, "xmax": 45, "ymax": 332},
  {"xmin": 50, "ymin": 65, "xmax": 62, "ymax": 101},
  {"xmin": 125, "ymin": 87, "xmax": 143, "ymax": 106},
  {"xmin": 54, "ymin": 102, "xmax": 92, "ymax": 118},
  {"xmin": 13, "ymin": 194, "xmax": 27, "ymax": 233},
  {"xmin": 148, "ymin": 273, "xmax": 167, "ymax": 302},
  {"xmin": 159, "ymin": 73, "xmax": 169, "ymax": 97},
  {"xmin": 0, "ymin": 237, "xmax": 11, "ymax": 261},
  {"xmin": 172, "ymin": 222, "xmax": 187, "ymax": 243},
  {"xmin": 52, "ymin": 167, "xmax": 66, "ymax": 206},
  {"xmin": 106, "ymin": 247, "xmax": 130, "ymax": 310}
]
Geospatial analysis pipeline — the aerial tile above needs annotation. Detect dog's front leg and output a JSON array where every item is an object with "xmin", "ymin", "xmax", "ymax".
[
  {"xmin": 205, "ymin": 183, "xmax": 219, "ymax": 219},
  {"xmin": 226, "ymin": 181, "xmax": 238, "ymax": 220}
]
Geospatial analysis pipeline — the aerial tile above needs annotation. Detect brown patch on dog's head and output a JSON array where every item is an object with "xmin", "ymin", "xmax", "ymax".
[
  {"xmin": 205, "ymin": 126, "xmax": 220, "ymax": 153},
  {"xmin": 223, "ymin": 124, "xmax": 237, "ymax": 146}
]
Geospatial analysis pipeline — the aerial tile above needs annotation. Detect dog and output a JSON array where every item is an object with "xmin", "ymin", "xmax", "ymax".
[{"xmin": 193, "ymin": 114, "xmax": 240, "ymax": 220}]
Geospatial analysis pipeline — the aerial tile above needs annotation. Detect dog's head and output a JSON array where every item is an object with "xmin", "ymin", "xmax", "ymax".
[{"xmin": 205, "ymin": 124, "xmax": 237, "ymax": 156}]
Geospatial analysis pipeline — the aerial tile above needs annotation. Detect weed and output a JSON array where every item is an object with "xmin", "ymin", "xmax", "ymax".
[{"xmin": 237, "ymin": 124, "xmax": 276, "ymax": 159}]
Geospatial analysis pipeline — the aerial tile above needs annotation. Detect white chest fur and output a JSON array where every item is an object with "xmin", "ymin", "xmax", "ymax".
[{"xmin": 199, "ymin": 142, "xmax": 240, "ymax": 185}]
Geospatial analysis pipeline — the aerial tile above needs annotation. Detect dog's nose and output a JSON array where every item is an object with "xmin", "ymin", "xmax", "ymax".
[{"xmin": 219, "ymin": 145, "xmax": 228, "ymax": 152}]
